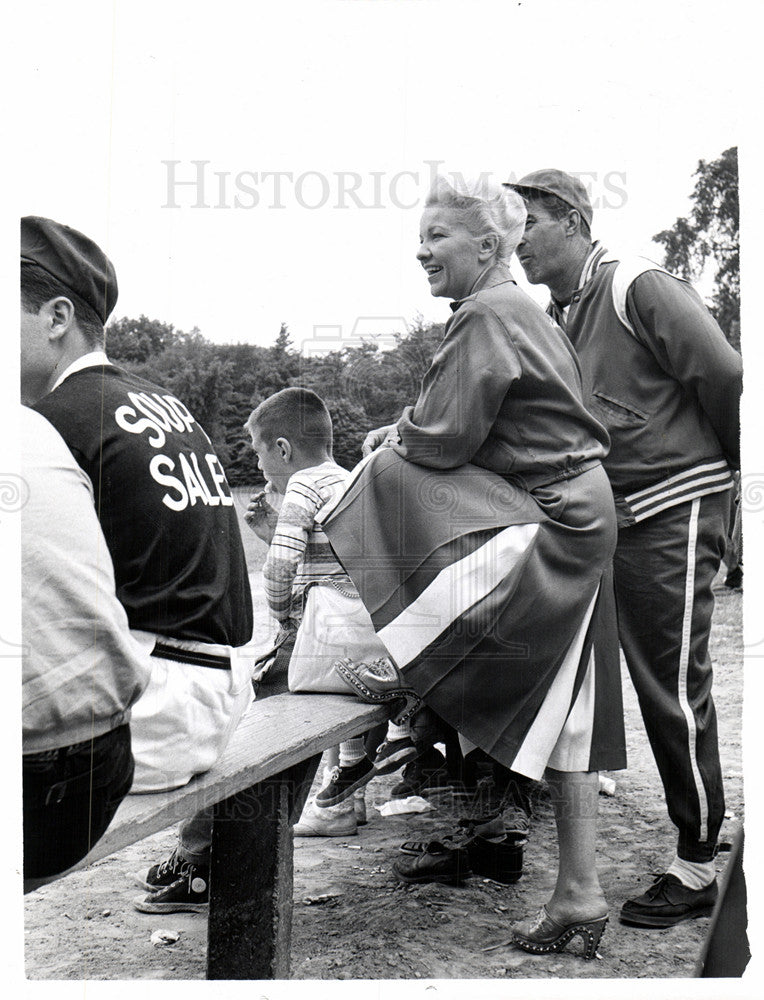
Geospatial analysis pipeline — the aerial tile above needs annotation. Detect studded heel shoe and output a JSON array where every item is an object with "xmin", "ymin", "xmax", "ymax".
[{"xmin": 511, "ymin": 906, "xmax": 608, "ymax": 960}]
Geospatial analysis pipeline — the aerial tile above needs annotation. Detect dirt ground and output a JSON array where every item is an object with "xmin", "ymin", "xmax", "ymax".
[{"xmin": 23, "ymin": 566, "xmax": 744, "ymax": 982}]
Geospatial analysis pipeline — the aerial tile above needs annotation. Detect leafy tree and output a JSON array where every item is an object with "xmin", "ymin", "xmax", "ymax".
[
  {"xmin": 149, "ymin": 332, "xmax": 235, "ymax": 454},
  {"xmin": 326, "ymin": 397, "xmax": 372, "ymax": 470},
  {"xmin": 100, "ymin": 313, "xmax": 448, "ymax": 486},
  {"xmin": 106, "ymin": 315, "xmax": 180, "ymax": 363},
  {"xmin": 221, "ymin": 391, "xmax": 261, "ymax": 485},
  {"xmin": 106, "ymin": 317, "xmax": 237, "ymax": 465},
  {"xmin": 653, "ymin": 147, "xmax": 740, "ymax": 348},
  {"xmin": 321, "ymin": 317, "xmax": 445, "ymax": 428}
]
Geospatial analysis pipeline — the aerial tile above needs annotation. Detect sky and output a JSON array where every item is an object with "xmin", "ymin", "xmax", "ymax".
[
  {"xmin": 4, "ymin": 2, "xmax": 764, "ymax": 998},
  {"xmin": 13, "ymin": 0, "xmax": 749, "ymax": 353}
]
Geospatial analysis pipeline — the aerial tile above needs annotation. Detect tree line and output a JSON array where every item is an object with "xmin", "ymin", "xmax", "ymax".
[
  {"xmin": 106, "ymin": 148, "xmax": 739, "ymax": 487},
  {"xmin": 107, "ymin": 314, "xmax": 446, "ymax": 485}
]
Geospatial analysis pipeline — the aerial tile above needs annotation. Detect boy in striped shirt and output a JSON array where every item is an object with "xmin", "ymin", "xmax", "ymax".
[{"xmin": 245, "ymin": 388, "xmax": 419, "ymax": 832}]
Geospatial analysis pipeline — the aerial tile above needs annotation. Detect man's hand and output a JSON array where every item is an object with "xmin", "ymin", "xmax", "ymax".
[
  {"xmin": 244, "ymin": 489, "xmax": 280, "ymax": 543},
  {"xmin": 362, "ymin": 423, "xmax": 400, "ymax": 457}
]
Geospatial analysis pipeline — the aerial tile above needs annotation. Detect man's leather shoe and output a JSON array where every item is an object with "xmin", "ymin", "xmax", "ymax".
[
  {"xmin": 393, "ymin": 842, "xmax": 472, "ymax": 885},
  {"xmin": 465, "ymin": 834, "xmax": 523, "ymax": 885},
  {"xmin": 619, "ymin": 873, "xmax": 718, "ymax": 928}
]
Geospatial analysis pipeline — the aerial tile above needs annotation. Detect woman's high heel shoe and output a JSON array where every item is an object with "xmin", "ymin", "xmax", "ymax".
[
  {"xmin": 334, "ymin": 656, "xmax": 423, "ymax": 725},
  {"xmin": 511, "ymin": 906, "xmax": 608, "ymax": 960}
]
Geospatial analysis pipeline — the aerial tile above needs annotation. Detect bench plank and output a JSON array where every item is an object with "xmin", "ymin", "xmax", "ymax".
[{"xmin": 66, "ymin": 694, "xmax": 389, "ymax": 870}]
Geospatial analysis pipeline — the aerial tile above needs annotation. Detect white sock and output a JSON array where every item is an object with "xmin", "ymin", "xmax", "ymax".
[
  {"xmin": 386, "ymin": 721, "xmax": 412, "ymax": 741},
  {"xmin": 666, "ymin": 855, "xmax": 716, "ymax": 890},
  {"xmin": 339, "ymin": 737, "xmax": 367, "ymax": 768}
]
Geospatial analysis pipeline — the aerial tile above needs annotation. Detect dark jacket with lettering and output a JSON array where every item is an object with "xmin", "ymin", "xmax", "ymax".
[
  {"xmin": 34, "ymin": 365, "xmax": 253, "ymax": 645},
  {"xmin": 549, "ymin": 245, "xmax": 742, "ymax": 526}
]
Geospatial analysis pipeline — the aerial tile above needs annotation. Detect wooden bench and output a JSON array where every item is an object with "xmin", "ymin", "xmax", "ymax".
[{"xmin": 29, "ymin": 693, "xmax": 389, "ymax": 980}]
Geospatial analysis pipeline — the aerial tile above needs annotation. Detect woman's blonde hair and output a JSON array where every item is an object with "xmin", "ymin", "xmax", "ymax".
[{"xmin": 424, "ymin": 173, "xmax": 527, "ymax": 263}]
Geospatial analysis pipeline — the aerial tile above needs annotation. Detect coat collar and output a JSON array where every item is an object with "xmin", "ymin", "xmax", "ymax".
[
  {"xmin": 450, "ymin": 262, "xmax": 516, "ymax": 312},
  {"xmin": 550, "ymin": 241, "xmax": 614, "ymax": 312}
]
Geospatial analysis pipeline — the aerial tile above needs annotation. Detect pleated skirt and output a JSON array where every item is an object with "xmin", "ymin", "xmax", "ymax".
[{"xmin": 320, "ymin": 449, "xmax": 626, "ymax": 778}]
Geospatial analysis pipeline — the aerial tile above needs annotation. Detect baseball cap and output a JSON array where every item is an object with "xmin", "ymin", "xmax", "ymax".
[
  {"xmin": 504, "ymin": 169, "xmax": 593, "ymax": 228},
  {"xmin": 20, "ymin": 216, "xmax": 118, "ymax": 322}
]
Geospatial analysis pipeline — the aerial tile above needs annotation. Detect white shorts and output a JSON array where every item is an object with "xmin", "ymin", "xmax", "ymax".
[{"xmin": 128, "ymin": 632, "xmax": 254, "ymax": 793}]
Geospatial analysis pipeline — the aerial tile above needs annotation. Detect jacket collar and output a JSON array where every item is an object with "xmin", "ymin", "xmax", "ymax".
[
  {"xmin": 547, "ymin": 242, "xmax": 619, "ymax": 324},
  {"xmin": 450, "ymin": 262, "xmax": 516, "ymax": 312},
  {"xmin": 550, "ymin": 241, "xmax": 614, "ymax": 311},
  {"xmin": 51, "ymin": 350, "xmax": 113, "ymax": 393}
]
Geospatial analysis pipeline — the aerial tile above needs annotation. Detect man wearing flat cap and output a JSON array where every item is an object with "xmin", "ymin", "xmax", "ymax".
[
  {"xmin": 508, "ymin": 170, "xmax": 742, "ymax": 930},
  {"xmin": 20, "ymin": 217, "xmax": 254, "ymax": 900}
]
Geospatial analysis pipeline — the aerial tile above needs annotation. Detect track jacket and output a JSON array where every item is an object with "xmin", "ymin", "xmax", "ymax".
[{"xmin": 548, "ymin": 244, "xmax": 742, "ymax": 526}]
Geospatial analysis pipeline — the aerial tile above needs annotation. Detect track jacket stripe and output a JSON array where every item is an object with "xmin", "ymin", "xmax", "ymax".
[
  {"xmin": 677, "ymin": 498, "xmax": 709, "ymax": 842},
  {"xmin": 626, "ymin": 460, "xmax": 731, "ymax": 504}
]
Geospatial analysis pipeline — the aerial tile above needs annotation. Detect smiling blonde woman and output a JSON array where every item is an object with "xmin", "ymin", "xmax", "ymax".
[{"xmin": 323, "ymin": 174, "xmax": 626, "ymax": 960}]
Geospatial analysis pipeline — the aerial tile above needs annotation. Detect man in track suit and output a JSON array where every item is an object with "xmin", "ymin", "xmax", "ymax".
[
  {"xmin": 20, "ymin": 216, "xmax": 254, "ymax": 799},
  {"xmin": 507, "ymin": 170, "xmax": 742, "ymax": 928}
]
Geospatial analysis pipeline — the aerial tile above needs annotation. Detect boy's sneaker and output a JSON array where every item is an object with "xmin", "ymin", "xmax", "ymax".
[
  {"xmin": 373, "ymin": 737, "xmax": 421, "ymax": 775},
  {"xmin": 133, "ymin": 864, "xmax": 209, "ymax": 913},
  {"xmin": 315, "ymin": 757, "xmax": 375, "ymax": 806},
  {"xmin": 293, "ymin": 799, "xmax": 357, "ymax": 837},
  {"xmin": 133, "ymin": 847, "xmax": 190, "ymax": 892}
]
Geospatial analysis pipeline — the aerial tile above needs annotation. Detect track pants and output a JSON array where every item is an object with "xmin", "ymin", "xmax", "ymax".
[{"xmin": 613, "ymin": 493, "xmax": 729, "ymax": 862}]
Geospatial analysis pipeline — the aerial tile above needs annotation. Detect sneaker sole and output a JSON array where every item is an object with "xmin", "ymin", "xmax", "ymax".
[
  {"xmin": 132, "ymin": 895, "xmax": 208, "ymax": 914},
  {"xmin": 618, "ymin": 904, "xmax": 715, "ymax": 928},
  {"xmin": 293, "ymin": 825, "xmax": 358, "ymax": 837}
]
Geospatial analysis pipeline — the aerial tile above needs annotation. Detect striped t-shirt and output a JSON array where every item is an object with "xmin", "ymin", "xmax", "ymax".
[{"xmin": 262, "ymin": 461, "xmax": 354, "ymax": 621}]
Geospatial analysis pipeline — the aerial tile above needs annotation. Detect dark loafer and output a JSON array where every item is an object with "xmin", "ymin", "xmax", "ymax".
[
  {"xmin": 465, "ymin": 834, "xmax": 523, "ymax": 885},
  {"xmin": 399, "ymin": 836, "xmax": 460, "ymax": 855},
  {"xmin": 619, "ymin": 873, "xmax": 718, "ymax": 928},
  {"xmin": 393, "ymin": 842, "xmax": 472, "ymax": 885}
]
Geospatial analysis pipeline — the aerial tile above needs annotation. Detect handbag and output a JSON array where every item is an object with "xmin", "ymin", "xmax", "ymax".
[{"xmin": 287, "ymin": 581, "xmax": 390, "ymax": 693}]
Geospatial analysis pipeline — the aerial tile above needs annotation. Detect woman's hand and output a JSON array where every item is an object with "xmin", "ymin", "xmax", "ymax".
[
  {"xmin": 244, "ymin": 488, "xmax": 280, "ymax": 543},
  {"xmin": 362, "ymin": 423, "xmax": 400, "ymax": 457}
]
